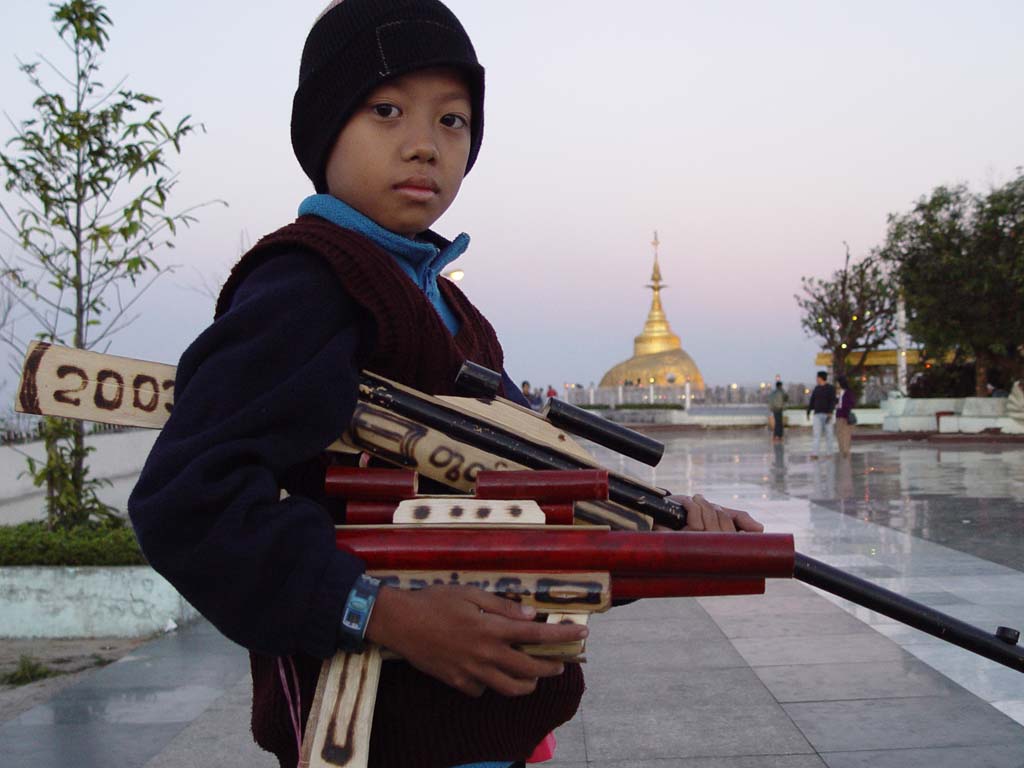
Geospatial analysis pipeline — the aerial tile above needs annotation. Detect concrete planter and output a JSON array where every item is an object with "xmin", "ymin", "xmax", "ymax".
[
  {"xmin": 882, "ymin": 396, "xmax": 1024, "ymax": 434},
  {"xmin": 0, "ymin": 565, "xmax": 197, "ymax": 638}
]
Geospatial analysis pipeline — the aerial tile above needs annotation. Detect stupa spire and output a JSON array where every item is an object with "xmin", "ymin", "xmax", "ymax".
[{"xmin": 634, "ymin": 230, "xmax": 681, "ymax": 357}]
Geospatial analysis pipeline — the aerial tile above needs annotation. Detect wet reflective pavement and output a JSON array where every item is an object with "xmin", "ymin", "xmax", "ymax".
[
  {"xmin": 1, "ymin": 428, "xmax": 1022, "ymax": 766},
  {"xmin": 612, "ymin": 429, "xmax": 1024, "ymax": 571},
  {"xmin": 593, "ymin": 428, "xmax": 1024, "ymax": 733}
]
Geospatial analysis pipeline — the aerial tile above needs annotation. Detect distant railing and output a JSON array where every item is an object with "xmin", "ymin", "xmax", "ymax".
[
  {"xmin": 562, "ymin": 381, "xmax": 886, "ymax": 409},
  {"xmin": 563, "ymin": 384, "xmax": 698, "ymax": 408},
  {"xmin": 562, "ymin": 384, "xmax": 813, "ymax": 409},
  {"xmin": 0, "ymin": 412, "xmax": 133, "ymax": 446}
]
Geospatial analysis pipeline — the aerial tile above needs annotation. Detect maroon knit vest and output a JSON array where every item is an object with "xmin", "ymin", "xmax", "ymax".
[{"xmin": 216, "ymin": 217, "xmax": 584, "ymax": 768}]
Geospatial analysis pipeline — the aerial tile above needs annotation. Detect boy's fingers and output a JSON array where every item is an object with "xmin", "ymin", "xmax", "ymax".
[
  {"xmin": 689, "ymin": 494, "xmax": 721, "ymax": 530},
  {"xmin": 676, "ymin": 495, "xmax": 703, "ymax": 530},
  {"xmin": 678, "ymin": 494, "xmax": 766, "ymax": 533},
  {"xmin": 714, "ymin": 504, "xmax": 737, "ymax": 532},
  {"xmin": 446, "ymin": 672, "xmax": 486, "ymax": 698},
  {"xmin": 724, "ymin": 507, "xmax": 765, "ymax": 532},
  {"xmin": 469, "ymin": 655, "xmax": 553, "ymax": 697},
  {"xmin": 476, "ymin": 668, "xmax": 539, "ymax": 697},
  {"xmin": 495, "ymin": 615, "xmax": 588, "ymax": 646},
  {"xmin": 465, "ymin": 588, "xmax": 537, "ymax": 620},
  {"xmin": 491, "ymin": 647, "xmax": 566, "ymax": 684}
]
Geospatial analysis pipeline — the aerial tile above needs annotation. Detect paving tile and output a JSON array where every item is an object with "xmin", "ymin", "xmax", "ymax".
[
  {"xmin": 709, "ymin": 608, "xmax": 872, "ymax": 640},
  {"xmin": 141, "ymin": 676, "xmax": 275, "ymax": 768},
  {"xmin": 78, "ymin": 649, "xmax": 249, "ymax": 691},
  {"xmin": 600, "ymin": 597, "xmax": 716, "ymax": 623},
  {"xmin": 0, "ymin": 721, "xmax": 184, "ymax": 767},
  {"xmin": 820, "ymin": 743, "xmax": 1024, "ymax": 768},
  {"xmin": 583, "ymin": 667, "xmax": 776, "ymax": 712},
  {"xmin": 755, "ymin": 579, "xmax": 823, "ymax": 596},
  {"xmin": 842, "ymin": 565, "xmax": 902, "ymax": 578},
  {"xmin": 10, "ymin": 684, "xmax": 226, "ymax": 726},
  {"xmin": 698, "ymin": 595, "xmax": 849, "ymax": 618},
  {"xmin": 133, "ymin": 625, "xmax": 243, "ymax": 657},
  {"xmin": 784, "ymin": 695, "xmax": 1024, "ymax": 752},
  {"xmin": 731, "ymin": 632, "xmax": 908, "ymax": 667},
  {"xmin": 752, "ymin": 659, "xmax": 964, "ymax": 702},
  {"xmin": 993, "ymin": 699, "xmax": 1024, "ymax": 727},
  {"xmin": 871, "ymin": 622, "xmax": 949, "ymax": 646},
  {"xmin": 585, "ymin": 629, "xmax": 748, "ymax": 671},
  {"xmin": 902, "ymin": 590, "xmax": 971, "ymax": 606},
  {"xmin": 903, "ymin": 644, "xmax": 1024, "ymax": 703},
  {"xmin": 591, "ymin": 615, "xmax": 728, "ymax": 645},
  {"xmin": 582, "ymin": 701, "xmax": 814, "ymax": 761},
  {"xmin": 587, "ymin": 757, "xmax": 827, "ymax": 768},
  {"xmin": 548, "ymin": 716, "xmax": 587, "ymax": 763}
]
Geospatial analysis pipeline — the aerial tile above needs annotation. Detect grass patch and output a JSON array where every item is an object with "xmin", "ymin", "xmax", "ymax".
[
  {"xmin": 2, "ymin": 655, "xmax": 61, "ymax": 686},
  {"xmin": 0, "ymin": 521, "xmax": 146, "ymax": 566}
]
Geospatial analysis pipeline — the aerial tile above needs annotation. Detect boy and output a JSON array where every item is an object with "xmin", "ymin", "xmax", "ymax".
[{"xmin": 129, "ymin": 2, "xmax": 759, "ymax": 766}]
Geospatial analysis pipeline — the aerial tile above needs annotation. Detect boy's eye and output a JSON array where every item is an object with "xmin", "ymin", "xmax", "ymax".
[
  {"xmin": 440, "ymin": 113, "xmax": 469, "ymax": 129},
  {"xmin": 371, "ymin": 103, "xmax": 401, "ymax": 119}
]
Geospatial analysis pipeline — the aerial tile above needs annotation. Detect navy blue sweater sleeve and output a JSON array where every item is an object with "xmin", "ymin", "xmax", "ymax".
[{"xmin": 128, "ymin": 250, "xmax": 364, "ymax": 659}]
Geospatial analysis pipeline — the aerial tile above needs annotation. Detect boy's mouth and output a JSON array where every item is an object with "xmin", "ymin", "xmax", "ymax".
[{"xmin": 393, "ymin": 176, "xmax": 440, "ymax": 201}]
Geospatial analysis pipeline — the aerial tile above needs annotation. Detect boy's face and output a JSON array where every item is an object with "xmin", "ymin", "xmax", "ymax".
[{"xmin": 325, "ymin": 67, "xmax": 472, "ymax": 238}]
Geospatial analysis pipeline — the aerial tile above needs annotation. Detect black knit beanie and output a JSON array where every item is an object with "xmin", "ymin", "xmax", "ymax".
[{"xmin": 292, "ymin": 0, "xmax": 485, "ymax": 193}]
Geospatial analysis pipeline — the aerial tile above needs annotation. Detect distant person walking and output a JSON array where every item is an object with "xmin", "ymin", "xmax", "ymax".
[
  {"xmin": 768, "ymin": 382, "xmax": 789, "ymax": 442},
  {"xmin": 835, "ymin": 375, "xmax": 856, "ymax": 457},
  {"xmin": 521, "ymin": 380, "xmax": 542, "ymax": 410},
  {"xmin": 806, "ymin": 370, "xmax": 836, "ymax": 458}
]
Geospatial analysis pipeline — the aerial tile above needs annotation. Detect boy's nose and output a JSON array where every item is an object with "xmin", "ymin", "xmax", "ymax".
[{"xmin": 401, "ymin": 125, "xmax": 439, "ymax": 163}]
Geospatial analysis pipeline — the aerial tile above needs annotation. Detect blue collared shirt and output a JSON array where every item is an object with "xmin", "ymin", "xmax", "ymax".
[{"xmin": 298, "ymin": 194, "xmax": 468, "ymax": 335}]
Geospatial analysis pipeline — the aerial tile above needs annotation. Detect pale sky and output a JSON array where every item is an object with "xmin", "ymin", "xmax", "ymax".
[{"xmin": 3, "ymin": 0, "xmax": 1022, "ymax": 391}]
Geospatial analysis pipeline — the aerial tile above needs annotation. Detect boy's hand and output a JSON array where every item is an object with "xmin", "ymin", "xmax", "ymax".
[
  {"xmin": 663, "ymin": 494, "xmax": 765, "ymax": 532},
  {"xmin": 364, "ymin": 584, "xmax": 587, "ymax": 698}
]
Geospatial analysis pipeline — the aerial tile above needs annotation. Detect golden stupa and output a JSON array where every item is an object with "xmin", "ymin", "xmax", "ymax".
[{"xmin": 598, "ymin": 232, "xmax": 706, "ymax": 392}]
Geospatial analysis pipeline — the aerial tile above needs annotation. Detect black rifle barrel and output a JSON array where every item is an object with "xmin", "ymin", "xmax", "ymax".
[
  {"xmin": 358, "ymin": 373, "xmax": 686, "ymax": 527},
  {"xmin": 358, "ymin": 373, "xmax": 1023, "ymax": 673},
  {"xmin": 543, "ymin": 398, "xmax": 665, "ymax": 467},
  {"xmin": 795, "ymin": 553, "xmax": 1023, "ymax": 672}
]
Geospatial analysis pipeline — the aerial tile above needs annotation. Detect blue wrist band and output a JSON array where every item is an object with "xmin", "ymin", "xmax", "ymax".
[{"xmin": 337, "ymin": 574, "xmax": 381, "ymax": 653}]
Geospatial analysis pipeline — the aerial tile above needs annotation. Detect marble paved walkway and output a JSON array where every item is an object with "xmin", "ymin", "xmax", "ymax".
[{"xmin": 2, "ymin": 429, "xmax": 1024, "ymax": 766}]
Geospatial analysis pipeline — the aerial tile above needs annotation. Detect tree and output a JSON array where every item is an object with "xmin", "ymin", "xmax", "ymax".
[
  {"xmin": 880, "ymin": 173, "xmax": 1024, "ymax": 395},
  {"xmin": 796, "ymin": 244, "xmax": 899, "ymax": 381},
  {"xmin": 0, "ymin": 1, "xmax": 212, "ymax": 528}
]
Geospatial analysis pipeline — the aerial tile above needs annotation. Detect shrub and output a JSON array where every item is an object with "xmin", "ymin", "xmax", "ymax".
[{"xmin": 0, "ymin": 521, "xmax": 146, "ymax": 566}]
